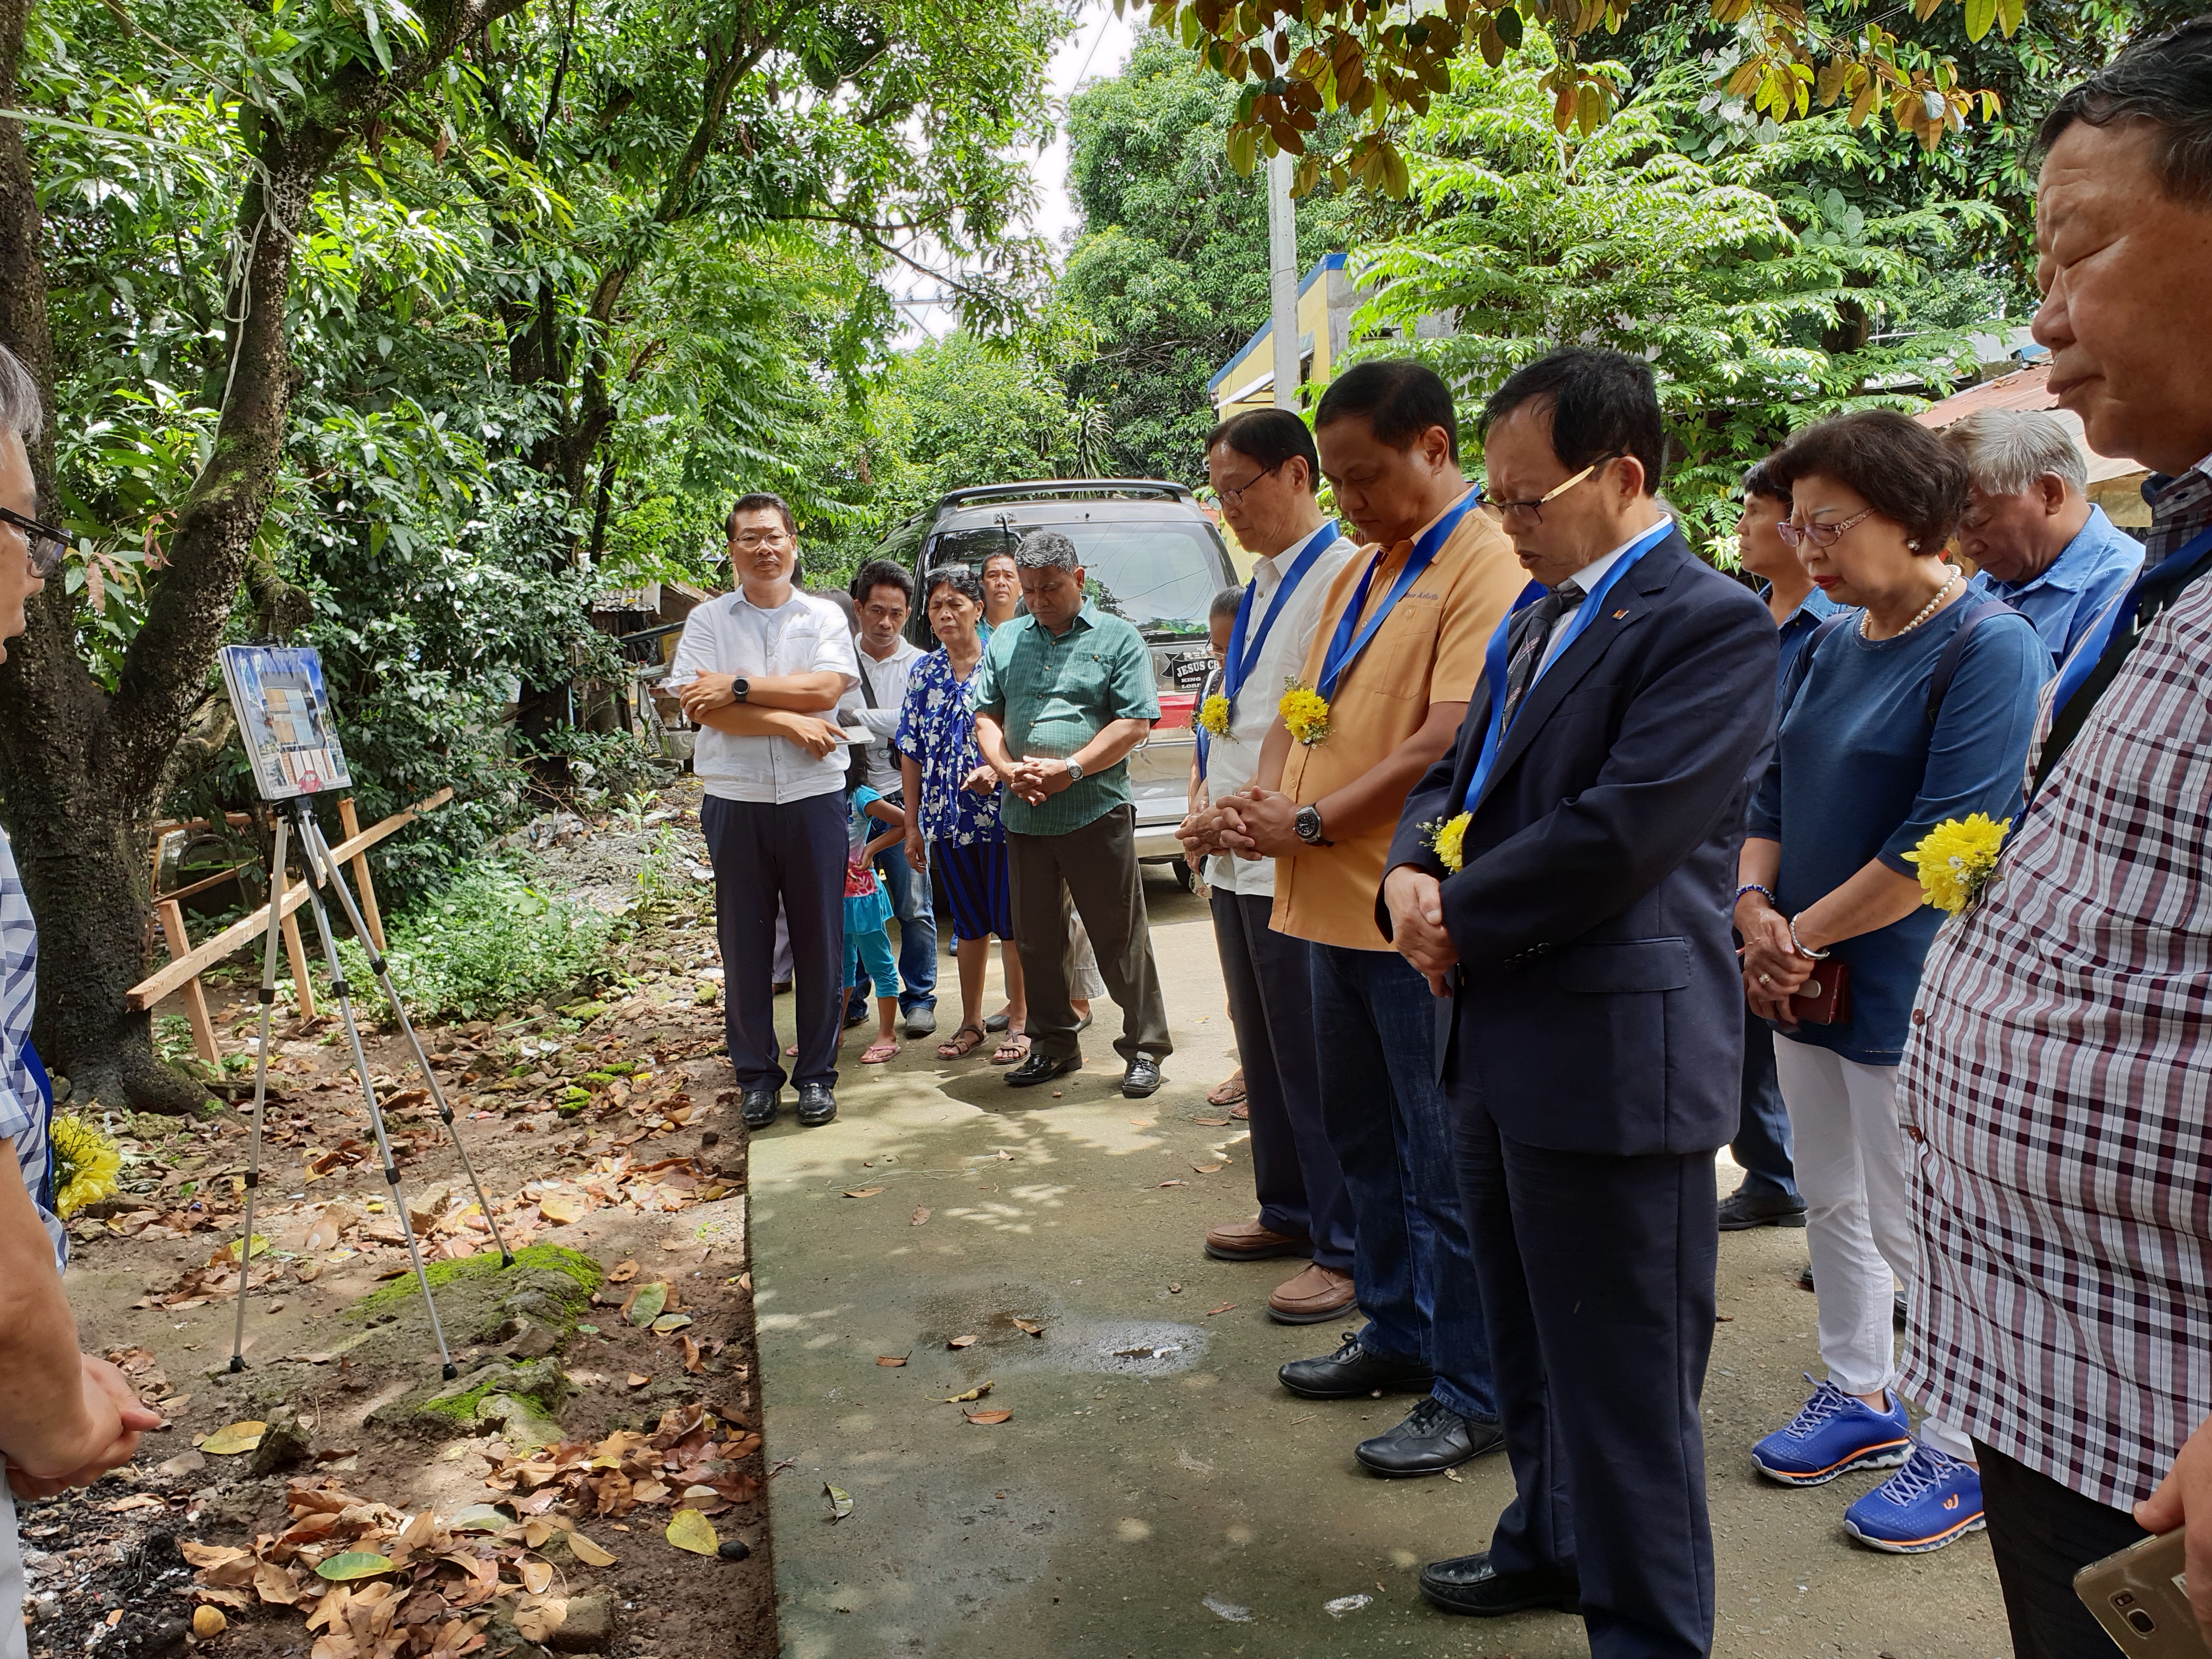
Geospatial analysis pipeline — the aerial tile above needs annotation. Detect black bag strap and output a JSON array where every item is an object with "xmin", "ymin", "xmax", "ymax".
[
  {"xmin": 1925, "ymin": 595, "xmax": 2021, "ymax": 725},
  {"xmin": 854, "ymin": 657, "xmax": 880, "ymax": 709}
]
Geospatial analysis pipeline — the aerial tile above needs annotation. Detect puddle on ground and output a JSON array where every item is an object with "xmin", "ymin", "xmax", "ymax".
[{"xmin": 906, "ymin": 1284, "xmax": 1209, "ymax": 1379}]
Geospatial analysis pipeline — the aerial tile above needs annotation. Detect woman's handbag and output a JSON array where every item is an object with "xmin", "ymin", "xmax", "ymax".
[{"xmin": 1788, "ymin": 961, "xmax": 1852, "ymax": 1025}]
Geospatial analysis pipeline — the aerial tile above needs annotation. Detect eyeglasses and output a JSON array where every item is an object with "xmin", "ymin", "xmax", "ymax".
[
  {"xmin": 0, "ymin": 507, "xmax": 69, "ymax": 578},
  {"xmin": 1486, "ymin": 458, "xmax": 1614, "ymax": 526},
  {"xmin": 1214, "ymin": 457, "xmax": 1286, "ymax": 507},
  {"xmin": 731, "ymin": 529, "xmax": 791, "ymax": 551},
  {"xmin": 1776, "ymin": 507, "xmax": 1876, "ymax": 549}
]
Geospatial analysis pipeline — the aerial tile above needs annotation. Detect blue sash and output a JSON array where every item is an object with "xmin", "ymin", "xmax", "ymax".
[
  {"xmin": 1223, "ymin": 522, "xmax": 1339, "ymax": 719},
  {"xmin": 1460, "ymin": 519, "xmax": 1672, "ymax": 813},
  {"xmin": 1313, "ymin": 490, "xmax": 1481, "ymax": 701}
]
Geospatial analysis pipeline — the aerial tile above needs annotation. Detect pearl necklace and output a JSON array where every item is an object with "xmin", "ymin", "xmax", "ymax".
[{"xmin": 1860, "ymin": 570, "xmax": 1961, "ymax": 640}]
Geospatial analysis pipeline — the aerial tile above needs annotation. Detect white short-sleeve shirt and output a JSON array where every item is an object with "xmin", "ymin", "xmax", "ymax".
[{"xmin": 667, "ymin": 589, "xmax": 860, "ymax": 804}]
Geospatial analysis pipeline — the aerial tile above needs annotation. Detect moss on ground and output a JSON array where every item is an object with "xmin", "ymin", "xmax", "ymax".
[{"xmin": 352, "ymin": 1242, "xmax": 603, "ymax": 1320}]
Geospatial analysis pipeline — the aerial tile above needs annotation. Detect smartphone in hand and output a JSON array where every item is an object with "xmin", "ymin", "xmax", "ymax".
[{"xmin": 2076, "ymin": 1530, "xmax": 2210, "ymax": 1657}]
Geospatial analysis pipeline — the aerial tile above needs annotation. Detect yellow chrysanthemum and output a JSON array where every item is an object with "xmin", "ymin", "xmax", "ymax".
[
  {"xmin": 52, "ymin": 1113, "xmax": 122, "ymax": 1217},
  {"xmin": 1429, "ymin": 812, "xmax": 1471, "ymax": 874},
  {"xmin": 1197, "ymin": 694, "xmax": 1231, "ymax": 738},
  {"xmin": 1904, "ymin": 812, "xmax": 2011, "ymax": 915},
  {"xmin": 1279, "ymin": 684, "xmax": 1332, "ymax": 747}
]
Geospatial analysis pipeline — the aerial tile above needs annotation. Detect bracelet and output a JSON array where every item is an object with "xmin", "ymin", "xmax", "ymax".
[
  {"xmin": 1787, "ymin": 915, "xmax": 1832, "ymax": 960},
  {"xmin": 1733, "ymin": 883, "xmax": 1775, "ymax": 907}
]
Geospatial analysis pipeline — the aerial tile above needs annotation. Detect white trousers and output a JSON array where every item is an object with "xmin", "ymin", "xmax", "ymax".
[
  {"xmin": 1773, "ymin": 1038, "xmax": 1974, "ymax": 1462},
  {"xmin": 1, "ymin": 1477, "xmax": 25, "ymax": 1659}
]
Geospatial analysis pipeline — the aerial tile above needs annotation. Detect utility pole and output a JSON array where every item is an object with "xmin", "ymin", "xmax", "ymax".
[{"xmin": 1267, "ymin": 148, "xmax": 1299, "ymax": 411}]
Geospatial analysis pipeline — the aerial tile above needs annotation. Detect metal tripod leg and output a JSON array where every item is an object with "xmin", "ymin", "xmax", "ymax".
[
  {"xmin": 227, "ymin": 818, "xmax": 292, "ymax": 1374},
  {"xmin": 287, "ymin": 802, "xmax": 460, "ymax": 1379},
  {"xmin": 294, "ymin": 815, "xmax": 512, "ymax": 1267}
]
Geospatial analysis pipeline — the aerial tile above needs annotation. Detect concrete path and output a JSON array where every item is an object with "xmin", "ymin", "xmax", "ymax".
[{"xmin": 752, "ymin": 877, "xmax": 2012, "ymax": 1657}]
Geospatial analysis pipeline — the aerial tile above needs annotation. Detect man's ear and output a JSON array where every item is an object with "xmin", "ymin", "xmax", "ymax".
[{"xmin": 2040, "ymin": 475, "xmax": 2071, "ymax": 516}]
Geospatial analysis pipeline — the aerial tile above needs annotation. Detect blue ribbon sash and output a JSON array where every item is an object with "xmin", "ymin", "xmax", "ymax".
[
  {"xmin": 1313, "ymin": 490, "xmax": 1481, "ymax": 702},
  {"xmin": 1222, "ymin": 522, "xmax": 1339, "ymax": 720},
  {"xmin": 1460, "ymin": 518, "xmax": 1672, "ymax": 814}
]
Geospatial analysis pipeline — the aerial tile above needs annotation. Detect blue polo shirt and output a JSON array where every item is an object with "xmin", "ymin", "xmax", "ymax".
[
  {"xmin": 1766, "ymin": 584, "xmax": 1847, "ymax": 696},
  {"xmin": 1966, "ymin": 505, "xmax": 2143, "ymax": 665}
]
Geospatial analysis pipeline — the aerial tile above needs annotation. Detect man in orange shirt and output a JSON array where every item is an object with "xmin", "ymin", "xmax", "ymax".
[{"xmin": 1217, "ymin": 359, "xmax": 1526, "ymax": 1479}]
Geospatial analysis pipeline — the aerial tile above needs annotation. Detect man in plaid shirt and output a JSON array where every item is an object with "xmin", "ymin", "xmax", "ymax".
[{"xmin": 1898, "ymin": 22, "xmax": 2212, "ymax": 1657}]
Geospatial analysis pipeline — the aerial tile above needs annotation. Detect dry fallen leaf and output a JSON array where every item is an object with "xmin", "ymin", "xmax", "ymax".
[
  {"xmin": 910, "ymin": 1207, "xmax": 930, "ymax": 1226},
  {"xmin": 1158, "ymin": 1179, "xmax": 1187, "ymax": 1187},
  {"xmin": 823, "ymin": 1484, "xmax": 855, "ymax": 1522},
  {"xmin": 567, "ymin": 1533, "xmax": 617, "ymax": 1567},
  {"xmin": 538, "ymin": 1194, "xmax": 583, "ymax": 1225},
  {"xmin": 1193, "ymin": 1116, "xmax": 1231, "ymax": 1127},
  {"xmin": 626, "ymin": 1372, "xmax": 651, "ymax": 1389},
  {"xmin": 1127, "ymin": 1117, "xmax": 1154, "ymax": 1127},
  {"xmin": 843, "ymin": 1187, "xmax": 885, "ymax": 1199},
  {"xmin": 936, "ymin": 1380, "xmax": 995, "ymax": 1403},
  {"xmin": 964, "ymin": 1409, "xmax": 1013, "ymax": 1425},
  {"xmin": 665, "ymin": 1509, "xmax": 719, "ymax": 1555},
  {"xmin": 876, "ymin": 1355, "xmax": 909, "ymax": 1367},
  {"xmin": 520, "ymin": 1560, "xmax": 555, "ymax": 1595},
  {"xmin": 608, "ymin": 1260, "xmax": 640, "ymax": 1283},
  {"xmin": 650, "ymin": 1313, "xmax": 693, "ymax": 1334},
  {"xmin": 1010, "ymin": 1318, "xmax": 1045, "ymax": 1337},
  {"xmin": 682, "ymin": 1334, "xmax": 706, "ymax": 1375},
  {"xmin": 1206, "ymin": 1302, "xmax": 1238, "ymax": 1316},
  {"xmin": 515, "ymin": 1597, "xmax": 567, "ymax": 1643},
  {"xmin": 947, "ymin": 1334, "xmax": 978, "ymax": 1350},
  {"xmin": 199, "ymin": 1421, "xmax": 266, "ymax": 1456},
  {"xmin": 1192, "ymin": 1163, "xmax": 1225, "ymax": 1175},
  {"xmin": 625, "ymin": 1283, "xmax": 669, "ymax": 1325}
]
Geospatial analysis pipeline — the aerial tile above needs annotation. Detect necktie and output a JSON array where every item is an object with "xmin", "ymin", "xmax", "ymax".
[{"xmin": 1500, "ymin": 583, "xmax": 1584, "ymax": 725}]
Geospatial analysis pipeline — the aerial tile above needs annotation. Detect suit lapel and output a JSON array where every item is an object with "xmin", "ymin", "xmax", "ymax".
[{"xmin": 1470, "ymin": 534, "xmax": 1688, "ymax": 814}]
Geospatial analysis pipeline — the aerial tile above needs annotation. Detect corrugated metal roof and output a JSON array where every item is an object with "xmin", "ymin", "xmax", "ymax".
[{"xmin": 1913, "ymin": 364, "xmax": 2143, "ymax": 487}]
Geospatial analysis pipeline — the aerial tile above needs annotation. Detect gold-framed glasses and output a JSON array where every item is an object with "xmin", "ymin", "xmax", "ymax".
[
  {"xmin": 731, "ymin": 529, "xmax": 791, "ymax": 551},
  {"xmin": 1487, "ymin": 456, "xmax": 1615, "ymax": 526},
  {"xmin": 1777, "ymin": 507, "xmax": 1876, "ymax": 549}
]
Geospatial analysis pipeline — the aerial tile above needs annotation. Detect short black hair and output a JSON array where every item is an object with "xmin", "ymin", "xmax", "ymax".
[
  {"xmin": 851, "ymin": 558, "xmax": 914, "ymax": 608},
  {"xmin": 1313, "ymin": 358, "xmax": 1459, "ymax": 462},
  {"xmin": 1205, "ymin": 408, "xmax": 1321, "ymax": 493},
  {"xmin": 1209, "ymin": 584, "xmax": 1245, "ymax": 622},
  {"xmin": 1766, "ymin": 411, "xmax": 1970, "ymax": 552},
  {"xmin": 1741, "ymin": 456, "xmax": 1792, "ymax": 507},
  {"xmin": 2039, "ymin": 16, "xmax": 2212, "ymax": 207},
  {"xmin": 726, "ymin": 492, "xmax": 795, "ymax": 538},
  {"xmin": 1480, "ymin": 349, "xmax": 1665, "ymax": 495}
]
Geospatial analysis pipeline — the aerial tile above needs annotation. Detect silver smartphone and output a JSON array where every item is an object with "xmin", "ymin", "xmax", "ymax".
[{"xmin": 2076, "ymin": 1530, "xmax": 2211, "ymax": 1657}]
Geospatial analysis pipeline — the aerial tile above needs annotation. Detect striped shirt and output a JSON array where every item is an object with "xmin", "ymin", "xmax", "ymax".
[
  {"xmin": 1898, "ymin": 458, "xmax": 2212, "ymax": 1509},
  {"xmin": 0, "ymin": 830, "xmax": 61, "ymax": 1270}
]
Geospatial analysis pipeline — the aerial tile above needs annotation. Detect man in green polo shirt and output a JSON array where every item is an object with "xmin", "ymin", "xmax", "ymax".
[{"xmin": 973, "ymin": 529, "xmax": 1173, "ymax": 1098}]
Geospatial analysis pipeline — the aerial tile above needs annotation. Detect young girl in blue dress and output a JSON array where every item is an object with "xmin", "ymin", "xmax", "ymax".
[{"xmin": 844, "ymin": 776, "xmax": 907, "ymax": 1064}]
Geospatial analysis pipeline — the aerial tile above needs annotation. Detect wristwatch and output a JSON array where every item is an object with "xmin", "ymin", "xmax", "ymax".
[
  {"xmin": 1064, "ymin": 757, "xmax": 1085, "ymax": 782},
  {"xmin": 1294, "ymin": 803, "xmax": 1331, "ymax": 847},
  {"xmin": 731, "ymin": 676, "xmax": 751, "ymax": 703}
]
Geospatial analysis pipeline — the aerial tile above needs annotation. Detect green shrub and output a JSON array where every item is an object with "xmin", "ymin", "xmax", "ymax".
[{"xmin": 335, "ymin": 865, "xmax": 615, "ymax": 1023}]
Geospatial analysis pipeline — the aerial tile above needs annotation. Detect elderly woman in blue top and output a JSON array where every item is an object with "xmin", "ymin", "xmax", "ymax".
[
  {"xmin": 1734, "ymin": 411, "xmax": 2047, "ymax": 1558},
  {"xmin": 1946, "ymin": 407, "xmax": 2143, "ymax": 665},
  {"xmin": 0, "ymin": 342, "xmax": 162, "ymax": 1659}
]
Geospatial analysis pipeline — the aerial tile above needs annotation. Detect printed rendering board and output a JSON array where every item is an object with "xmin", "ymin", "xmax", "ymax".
[{"xmin": 217, "ymin": 644, "xmax": 353, "ymax": 802}]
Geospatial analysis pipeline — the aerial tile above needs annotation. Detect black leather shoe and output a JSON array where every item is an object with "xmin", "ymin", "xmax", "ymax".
[
  {"xmin": 1355, "ymin": 1395, "xmax": 1505, "ymax": 1477},
  {"xmin": 1420, "ymin": 1553, "xmax": 1581, "ymax": 1618},
  {"xmin": 1278, "ymin": 1331, "xmax": 1435, "ymax": 1400},
  {"xmin": 1718, "ymin": 1187, "xmax": 1808, "ymax": 1230},
  {"xmin": 1005, "ymin": 1050, "xmax": 1082, "ymax": 1088},
  {"xmin": 795, "ymin": 1083, "xmax": 837, "ymax": 1127},
  {"xmin": 902, "ymin": 1005, "xmax": 938, "ymax": 1038},
  {"xmin": 1120, "ymin": 1056, "xmax": 1163, "ymax": 1098},
  {"xmin": 740, "ymin": 1087, "xmax": 780, "ymax": 1129}
]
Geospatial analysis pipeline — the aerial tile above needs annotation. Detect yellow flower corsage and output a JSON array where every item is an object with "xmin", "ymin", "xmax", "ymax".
[
  {"xmin": 1420, "ymin": 811, "xmax": 1471, "ymax": 874},
  {"xmin": 53, "ymin": 1113, "xmax": 123, "ymax": 1217},
  {"xmin": 1904, "ymin": 812, "xmax": 2010, "ymax": 915},
  {"xmin": 1197, "ymin": 694, "xmax": 1231, "ymax": 738},
  {"xmin": 1279, "ymin": 681, "xmax": 1331, "ymax": 747}
]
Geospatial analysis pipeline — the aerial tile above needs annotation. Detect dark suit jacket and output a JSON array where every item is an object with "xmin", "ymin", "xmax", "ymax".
[{"xmin": 1380, "ymin": 531, "xmax": 1776, "ymax": 1158}]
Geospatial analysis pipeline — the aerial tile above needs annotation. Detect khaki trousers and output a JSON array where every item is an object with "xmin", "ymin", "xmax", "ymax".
[{"xmin": 1005, "ymin": 806, "xmax": 1171, "ymax": 1065}]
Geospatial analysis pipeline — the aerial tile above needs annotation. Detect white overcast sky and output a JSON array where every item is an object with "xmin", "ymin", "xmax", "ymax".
[{"xmin": 889, "ymin": 2, "xmax": 1137, "ymax": 342}]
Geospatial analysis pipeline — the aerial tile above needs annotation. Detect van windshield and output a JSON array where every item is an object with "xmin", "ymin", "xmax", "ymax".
[{"xmin": 926, "ymin": 519, "xmax": 1223, "ymax": 640}]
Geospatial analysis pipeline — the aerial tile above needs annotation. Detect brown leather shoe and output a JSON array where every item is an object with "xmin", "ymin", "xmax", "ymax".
[
  {"xmin": 1205, "ymin": 1218, "xmax": 1312, "ymax": 1262},
  {"xmin": 1268, "ymin": 1263, "xmax": 1358, "ymax": 1324}
]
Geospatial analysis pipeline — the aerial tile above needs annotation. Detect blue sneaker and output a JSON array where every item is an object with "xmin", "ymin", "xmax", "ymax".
[
  {"xmin": 1752, "ymin": 1375, "xmax": 1912, "ymax": 1486},
  {"xmin": 1844, "ymin": 1443, "xmax": 1985, "ymax": 1554}
]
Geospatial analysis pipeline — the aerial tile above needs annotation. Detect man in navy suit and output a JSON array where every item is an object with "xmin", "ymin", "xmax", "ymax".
[{"xmin": 1380, "ymin": 350, "xmax": 1776, "ymax": 1656}]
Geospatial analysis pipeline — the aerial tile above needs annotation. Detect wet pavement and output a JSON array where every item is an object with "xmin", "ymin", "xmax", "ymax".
[{"xmin": 749, "ymin": 875, "xmax": 2011, "ymax": 1657}]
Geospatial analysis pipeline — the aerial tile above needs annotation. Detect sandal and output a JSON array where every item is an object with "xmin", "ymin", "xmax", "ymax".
[
  {"xmin": 861, "ymin": 1040, "xmax": 901, "ymax": 1065},
  {"xmin": 991, "ymin": 1032, "xmax": 1032, "ymax": 1066},
  {"xmin": 1207, "ymin": 1069, "xmax": 1248, "ymax": 1108},
  {"xmin": 936, "ymin": 1025, "xmax": 988, "ymax": 1060}
]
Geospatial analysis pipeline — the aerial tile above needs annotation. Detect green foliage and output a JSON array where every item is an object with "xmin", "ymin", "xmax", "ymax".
[
  {"xmin": 1352, "ymin": 50, "xmax": 1999, "ymax": 557},
  {"xmin": 332, "ymin": 865, "xmax": 616, "ymax": 1023}
]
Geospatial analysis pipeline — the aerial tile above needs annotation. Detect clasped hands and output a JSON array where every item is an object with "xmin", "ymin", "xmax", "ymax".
[
  {"xmin": 994, "ymin": 756, "xmax": 1075, "ymax": 806},
  {"xmin": 1177, "ymin": 787, "xmax": 1301, "ymax": 861},
  {"xmin": 1737, "ymin": 895, "xmax": 1810, "ymax": 1029}
]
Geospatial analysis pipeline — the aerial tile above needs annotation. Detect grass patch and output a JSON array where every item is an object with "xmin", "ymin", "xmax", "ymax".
[{"xmin": 332, "ymin": 866, "xmax": 614, "ymax": 1023}]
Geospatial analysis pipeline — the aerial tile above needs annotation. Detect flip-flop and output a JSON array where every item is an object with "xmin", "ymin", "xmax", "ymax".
[
  {"xmin": 1207, "ymin": 1074, "xmax": 1248, "ymax": 1108},
  {"xmin": 861, "ymin": 1040, "xmax": 900, "ymax": 1065},
  {"xmin": 991, "ymin": 1033, "xmax": 1032, "ymax": 1066},
  {"xmin": 936, "ymin": 1025, "xmax": 988, "ymax": 1060}
]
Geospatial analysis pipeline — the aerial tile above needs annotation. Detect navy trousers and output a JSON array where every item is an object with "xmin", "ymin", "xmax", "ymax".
[
  {"xmin": 1729, "ymin": 1017, "xmax": 1801, "ymax": 1203},
  {"xmin": 1208, "ymin": 890, "xmax": 1353, "ymax": 1272},
  {"xmin": 1310, "ymin": 942, "xmax": 1495, "ymax": 1423},
  {"xmin": 1453, "ymin": 1089, "xmax": 1718, "ymax": 1659},
  {"xmin": 701, "ymin": 791, "xmax": 845, "ymax": 1091}
]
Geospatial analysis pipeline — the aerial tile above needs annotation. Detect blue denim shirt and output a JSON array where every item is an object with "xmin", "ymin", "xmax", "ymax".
[
  {"xmin": 1967, "ymin": 505, "xmax": 2144, "ymax": 667},
  {"xmin": 1765, "ymin": 583, "xmax": 1846, "ymax": 698}
]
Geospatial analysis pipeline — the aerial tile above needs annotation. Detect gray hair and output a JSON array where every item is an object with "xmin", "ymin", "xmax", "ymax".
[
  {"xmin": 0, "ymin": 342, "xmax": 41, "ymax": 437},
  {"xmin": 1014, "ymin": 529, "xmax": 1079, "ymax": 571},
  {"xmin": 1944, "ymin": 408, "xmax": 2088, "ymax": 498}
]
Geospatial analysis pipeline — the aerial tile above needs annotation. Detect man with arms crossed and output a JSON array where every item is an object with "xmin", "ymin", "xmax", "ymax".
[
  {"xmin": 1219, "ymin": 359, "xmax": 1520, "ymax": 1477},
  {"xmin": 1178, "ymin": 408, "xmax": 1359, "ymax": 1322},
  {"xmin": 672, "ymin": 494, "xmax": 859, "ymax": 1130},
  {"xmin": 1384, "ymin": 349, "xmax": 1774, "ymax": 1653}
]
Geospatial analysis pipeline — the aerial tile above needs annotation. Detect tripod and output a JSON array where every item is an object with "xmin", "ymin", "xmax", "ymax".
[{"xmin": 226, "ymin": 796, "xmax": 512, "ymax": 1379}]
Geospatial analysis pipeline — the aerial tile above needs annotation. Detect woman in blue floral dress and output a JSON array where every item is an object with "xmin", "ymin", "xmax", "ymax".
[{"xmin": 896, "ymin": 566, "xmax": 1028, "ymax": 1062}]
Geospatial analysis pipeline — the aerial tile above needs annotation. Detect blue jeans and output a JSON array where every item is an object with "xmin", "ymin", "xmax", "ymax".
[
  {"xmin": 851, "ymin": 804, "xmax": 937, "ymax": 1014},
  {"xmin": 1730, "ymin": 1017, "xmax": 1801, "ymax": 1203},
  {"xmin": 1309, "ymin": 941, "xmax": 1496, "ymax": 1423}
]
